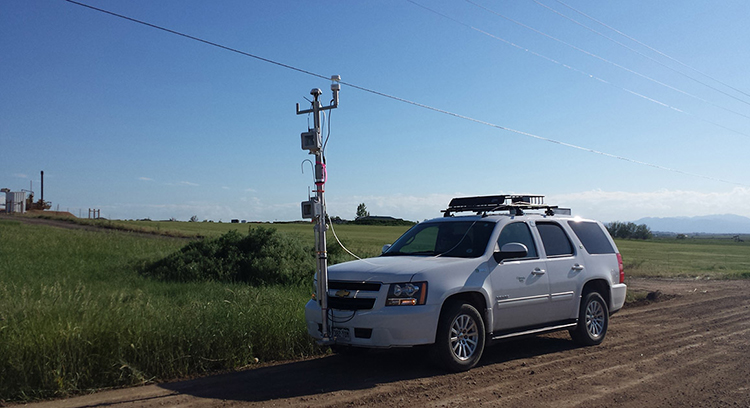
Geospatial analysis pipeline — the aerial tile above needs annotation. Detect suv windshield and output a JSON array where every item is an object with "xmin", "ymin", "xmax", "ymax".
[{"xmin": 382, "ymin": 220, "xmax": 496, "ymax": 258}]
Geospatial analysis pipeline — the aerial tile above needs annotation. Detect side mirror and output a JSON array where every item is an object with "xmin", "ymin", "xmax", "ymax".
[
  {"xmin": 493, "ymin": 242, "xmax": 528, "ymax": 263},
  {"xmin": 382, "ymin": 244, "xmax": 392, "ymax": 254}
]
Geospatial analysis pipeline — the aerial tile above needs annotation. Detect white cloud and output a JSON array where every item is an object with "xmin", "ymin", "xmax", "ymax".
[
  {"xmin": 325, "ymin": 189, "xmax": 750, "ymax": 223},
  {"xmin": 178, "ymin": 181, "xmax": 199, "ymax": 187},
  {"xmin": 326, "ymin": 193, "xmax": 457, "ymax": 221},
  {"xmin": 108, "ymin": 202, "xmax": 235, "ymax": 221},
  {"xmin": 13, "ymin": 173, "xmax": 28, "ymax": 179},
  {"xmin": 550, "ymin": 188, "xmax": 750, "ymax": 222},
  {"xmin": 138, "ymin": 177, "xmax": 154, "ymax": 182},
  {"xmin": 98, "ymin": 188, "xmax": 750, "ymax": 223}
]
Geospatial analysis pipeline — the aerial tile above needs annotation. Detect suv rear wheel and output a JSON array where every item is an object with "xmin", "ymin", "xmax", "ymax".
[
  {"xmin": 431, "ymin": 301, "xmax": 485, "ymax": 372},
  {"xmin": 570, "ymin": 291, "xmax": 609, "ymax": 346}
]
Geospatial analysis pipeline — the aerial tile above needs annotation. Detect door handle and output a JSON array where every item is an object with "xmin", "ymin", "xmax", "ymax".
[
  {"xmin": 531, "ymin": 268, "xmax": 546, "ymax": 275},
  {"xmin": 572, "ymin": 264, "xmax": 584, "ymax": 271}
]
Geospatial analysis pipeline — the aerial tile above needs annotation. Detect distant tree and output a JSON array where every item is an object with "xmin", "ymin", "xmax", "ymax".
[
  {"xmin": 189, "ymin": 215, "xmax": 199, "ymax": 222},
  {"xmin": 606, "ymin": 221, "xmax": 652, "ymax": 240},
  {"xmin": 633, "ymin": 224, "xmax": 653, "ymax": 240},
  {"xmin": 356, "ymin": 203, "xmax": 370, "ymax": 219}
]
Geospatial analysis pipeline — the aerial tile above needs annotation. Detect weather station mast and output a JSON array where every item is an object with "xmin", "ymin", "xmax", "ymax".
[{"xmin": 297, "ymin": 75, "xmax": 340, "ymax": 345}]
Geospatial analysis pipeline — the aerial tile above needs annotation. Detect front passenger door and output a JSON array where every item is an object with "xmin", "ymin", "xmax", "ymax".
[{"xmin": 490, "ymin": 222, "xmax": 550, "ymax": 331}]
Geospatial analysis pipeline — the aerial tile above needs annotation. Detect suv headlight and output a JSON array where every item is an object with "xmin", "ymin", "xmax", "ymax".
[{"xmin": 386, "ymin": 282, "xmax": 427, "ymax": 306}]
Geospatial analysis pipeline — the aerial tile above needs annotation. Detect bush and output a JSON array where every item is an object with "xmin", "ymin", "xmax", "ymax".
[{"xmin": 143, "ymin": 227, "xmax": 315, "ymax": 286}]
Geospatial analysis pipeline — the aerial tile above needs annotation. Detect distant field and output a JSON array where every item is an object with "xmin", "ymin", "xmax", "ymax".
[
  {"xmin": 617, "ymin": 238, "xmax": 750, "ymax": 279},
  {"xmin": 65, "ymin": 216, "xmax": 750, "ymax": 279},
  {"xmin": 2, "ymin": 215, "xmax": 748, "ymax": 402},
  {"xmin": 32, "ymin": 215, "xmax": 412, "ymax": 259}
]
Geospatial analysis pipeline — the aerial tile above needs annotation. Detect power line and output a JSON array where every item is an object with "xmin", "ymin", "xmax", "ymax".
[
  {"xmin": 529, "ymin": 0, "xmax": 750, "ymax": 108},
  {"xmin": 63, "ymin": 0, "xmax": 747, "ymax": 187},
  {"xmin": 64, "ymin": 0, "xmax": 330, "ymax": 83},
  {"xmin": 341, "ymin": 80, "xmax": 744, "ymax": 187},
  {"xmin": 466, "ymin": 0, "xmax": 750, "ymax": 120},
  {"xmin": 549, "ymin": 0, "xmax": 750, "ymax": 102},
  {"xmin": 411, "ymin": 0, "xmax": 750, "ymax": 139}
]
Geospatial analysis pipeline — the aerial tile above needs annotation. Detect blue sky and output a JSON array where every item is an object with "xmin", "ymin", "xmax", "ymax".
[{"xmin": 3, "ymin": 0, "xmax": 750, "ymax": 223}]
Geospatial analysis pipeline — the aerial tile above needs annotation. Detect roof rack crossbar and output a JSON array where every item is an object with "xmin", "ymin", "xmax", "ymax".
[{"xmin": 442, "ymin": 194, "xmax": 558, "ymax": 216}]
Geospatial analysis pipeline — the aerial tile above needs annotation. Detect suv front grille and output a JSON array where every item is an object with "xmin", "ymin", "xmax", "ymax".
[
  {"xmin": 328, "ymin": 281, "xmax": 381, "ymax": 291},
  {"xmin": 327, "ymin": 280, "xmax": 382, "ymax": 311},
  {"xmin": 327, "ymin": 297, "xmax": 376, "ymax": 310}
]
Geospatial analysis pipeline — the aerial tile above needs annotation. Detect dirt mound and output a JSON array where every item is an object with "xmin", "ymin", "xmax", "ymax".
[{"xmin": 25, "ymin": 210, "xmax": 76, "ymax": 218}]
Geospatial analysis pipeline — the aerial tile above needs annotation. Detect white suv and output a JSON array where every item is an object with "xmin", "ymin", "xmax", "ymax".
[{"xmin": 305, "ymin": 195, "xmax": 626, "ymax": 371}]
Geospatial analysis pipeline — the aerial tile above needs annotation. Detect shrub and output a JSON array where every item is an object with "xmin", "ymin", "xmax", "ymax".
[{"xmin": 143, "ymin": 227, "xmax": 315, "ymax": 286}]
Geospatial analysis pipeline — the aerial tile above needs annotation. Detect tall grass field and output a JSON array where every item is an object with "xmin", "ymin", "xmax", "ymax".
[
  {"xmin": 0, "ymin": 220, "xmax": 371, "ymax": 401},
  {"xmin": 0, "ymin": 216, "xmax": 747, "ymax": 401}
]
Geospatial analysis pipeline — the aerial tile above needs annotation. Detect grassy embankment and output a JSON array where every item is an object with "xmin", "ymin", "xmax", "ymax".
[
  {"xmin": 1, "ymin": 215, "xmax": 748, "ymax": 401},
  {"xmin": 1, "ymin": 219, "xmax": 395, "ymax": 401}
]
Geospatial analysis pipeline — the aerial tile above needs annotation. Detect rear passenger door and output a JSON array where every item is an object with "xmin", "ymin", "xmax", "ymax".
[{"xmin": 535, "ymin": 221, "xmax": 580, "ymax": 322}]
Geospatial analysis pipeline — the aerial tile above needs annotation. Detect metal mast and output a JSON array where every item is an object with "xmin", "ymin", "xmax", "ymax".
[{"xmin": 297, "ymin": 75, "xmax": 340, "ymax": 344}]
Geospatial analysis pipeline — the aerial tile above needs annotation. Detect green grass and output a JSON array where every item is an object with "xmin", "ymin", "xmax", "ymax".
[
  {"xmin": 616, "ymin": 237, "xmax": 750, "ymax": 279},
  {"xmin": 2, "ymin": 216, "xmax": 748, "ymax": 402},
  {"xmin": 0, "ymin": 221, "xmax": 320, "ymax": 401},
  {"xmin": 28, "ymin": 215, "xmax": 412, "ymax": 258}
]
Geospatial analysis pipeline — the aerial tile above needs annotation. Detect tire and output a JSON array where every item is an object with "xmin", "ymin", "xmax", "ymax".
[
  {"xmin": 430, "ymin": 301, "xmax": 485, "ymax": 372},
  {"xmin": 570, "ymin": 291, "xmax": 609, "ymax": 346}
]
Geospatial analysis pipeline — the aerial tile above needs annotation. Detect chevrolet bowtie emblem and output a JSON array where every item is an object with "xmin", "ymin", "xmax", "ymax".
[{"xmin": 335, "ymin": 289, "xmax": 351, "ymax": 298}]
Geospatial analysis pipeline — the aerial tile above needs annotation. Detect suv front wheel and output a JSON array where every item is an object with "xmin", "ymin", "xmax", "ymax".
[
  {"xmin": 431, "ymin": 301, "xmax": 485, "ymax": 372},
  {"xmin": 570, "ymin": 291, "xmax": 609, "ymax": 346}
]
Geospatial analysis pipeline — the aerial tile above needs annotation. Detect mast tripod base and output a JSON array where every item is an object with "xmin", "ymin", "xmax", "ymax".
[{"xmin": 316, "ymin": 337, "xmax": 336, "ymax": 346}]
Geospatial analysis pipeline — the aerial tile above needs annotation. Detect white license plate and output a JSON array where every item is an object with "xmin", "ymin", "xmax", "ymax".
[{"xmin": 332, "ymin": 327, "xmax": 350, "ymax": 341}]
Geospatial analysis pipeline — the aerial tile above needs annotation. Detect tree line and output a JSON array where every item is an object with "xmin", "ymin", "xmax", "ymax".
[{"xmin": 606, "ymin": 221, "xmax": 653, "ymax": 240}]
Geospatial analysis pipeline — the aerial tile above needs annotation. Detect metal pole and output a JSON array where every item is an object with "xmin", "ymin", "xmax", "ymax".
[
  {"xmin": 297, "ymin": 76, "xmax": 339, "ymax": 345},
  {"xmin": 309, "ymin": 90, "xmax": 331, "ymax": 344}
]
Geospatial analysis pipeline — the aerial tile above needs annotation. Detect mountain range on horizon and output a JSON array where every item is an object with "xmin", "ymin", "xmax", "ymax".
[{"xmin": 633, "ymin": 214, "xmax": 750, "ymax": 234}]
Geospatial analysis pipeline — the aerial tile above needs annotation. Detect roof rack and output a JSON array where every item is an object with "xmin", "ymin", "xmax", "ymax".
[{"xmin": 442, "ymin": 195, "xmax": 559, "ymax": 217}]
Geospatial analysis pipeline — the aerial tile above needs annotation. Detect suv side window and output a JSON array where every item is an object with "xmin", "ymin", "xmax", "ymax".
[
  {"xmin": 537, "ymin": 222, "xmax": 574, "ymax": 257},
  {"xmin": 497, "ymin": 222, "xmax": 538, "ymax": 259},
  {"xmin": 567, "ymin": 221, "xmax": 615, "ymax": 254}
]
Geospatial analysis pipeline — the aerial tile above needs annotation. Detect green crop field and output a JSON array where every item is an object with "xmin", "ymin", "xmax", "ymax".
[
  {"xmin": 617, "ymin": 238, "xmax": 750, "ymax": 280},
  {"xmin": 0, "ymin": 215, "xmax": 748, "ymax": 402}
]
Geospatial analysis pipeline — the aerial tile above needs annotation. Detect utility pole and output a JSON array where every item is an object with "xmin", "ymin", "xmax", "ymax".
[{"xmin": 297, "ymin": 75, "xmax": 340, "ymax": 345}]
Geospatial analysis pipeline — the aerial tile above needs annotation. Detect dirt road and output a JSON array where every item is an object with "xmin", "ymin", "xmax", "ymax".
[{"xmin": 18, "ymin": 278, "xmax": 750, "ymax": 407}]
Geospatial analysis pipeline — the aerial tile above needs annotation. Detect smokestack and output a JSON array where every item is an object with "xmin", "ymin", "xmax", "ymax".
[{"xmin": 41, "ymin": 170, "xmax": 44, "ymax": 204}]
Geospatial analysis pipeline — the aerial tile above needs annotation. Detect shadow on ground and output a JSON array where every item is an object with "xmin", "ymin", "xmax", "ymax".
[{"xmin": 158, "ymin": 334, "xmax": 577, "ymax": 403}]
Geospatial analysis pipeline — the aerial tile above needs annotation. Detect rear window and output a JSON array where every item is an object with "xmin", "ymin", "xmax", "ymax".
[{"xmin": 568, "ymin": 221, "xmax": 615, "ymax": 254}]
